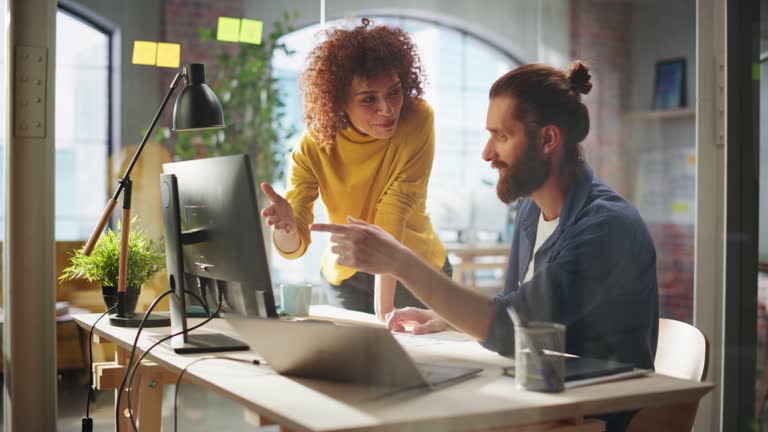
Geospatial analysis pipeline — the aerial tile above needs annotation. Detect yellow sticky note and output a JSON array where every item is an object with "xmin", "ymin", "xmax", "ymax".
[
  {"xmin": 217, "ymin": 17, "xmax": 241, "ymax": 42},
  {"xmin": 132, "ymin": 41, "xmax": 157, "ymax": 65},
  {"xmin": 156, "ymin": 43, "xmax": 181, "ymax": 68},
  {"xmin": 239, "ymin": 19, "xmax": 263, "ymax": 45}
]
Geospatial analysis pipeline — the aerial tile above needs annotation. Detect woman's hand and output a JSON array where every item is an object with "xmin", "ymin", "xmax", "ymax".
[
  {"xmin": 261, "ymin": 183, "xmax": 298, "ymax": 234},
  {"xmin": 261, "ymin": 183, "xmax": 300, "ymax": 254}
]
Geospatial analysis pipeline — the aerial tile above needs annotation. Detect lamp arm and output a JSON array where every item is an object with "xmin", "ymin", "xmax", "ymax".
[
  {"xmin": 118, "ymin": 71, "xmax": 183, "ymax": 193},
  {"xmin": 82, "ymin": 71, "xmax": 184, "ymax": 256}
]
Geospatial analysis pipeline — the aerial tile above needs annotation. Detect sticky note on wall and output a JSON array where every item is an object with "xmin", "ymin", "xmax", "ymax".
[
  {"xmin": 217, "ymin": 17, "xmax": 241, "ymax": 42},
  {"xmin": 156, "ymin": 43, "xmax": 181, "ymax": 68},
  {"xmin": 671, "ymin": 201, "xmax": 690, "ymax": 214},
  {"xmin": 132, "ymin": 41, "xmax": 157, "ymax": 65},
  {"xmin": 239, "ymin": 19, "xmax": 263, "ymax": 44}
]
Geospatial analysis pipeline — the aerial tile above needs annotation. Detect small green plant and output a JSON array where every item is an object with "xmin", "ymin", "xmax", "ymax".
[{"xmin": 61, "ymin": 218, "xmax": 165, "ymax": 288}]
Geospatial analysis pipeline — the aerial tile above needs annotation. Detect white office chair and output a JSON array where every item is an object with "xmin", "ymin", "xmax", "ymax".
[{"xmin": 626, "ymin": 318, "xmax": 710, "ymax": 432}]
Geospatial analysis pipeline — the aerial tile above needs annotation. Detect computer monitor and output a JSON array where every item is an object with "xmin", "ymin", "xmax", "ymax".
[{"xmin": 160, "ymin": 154, "xmax": 278, "ymax": 354}]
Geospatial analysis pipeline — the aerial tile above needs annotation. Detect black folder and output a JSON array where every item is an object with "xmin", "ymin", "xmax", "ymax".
[
  {"xmin": 562, "ymin": 356, "xmax": 636, "ymax": 381},
  {"xmin": 502, "ymin": 355, "xmax": 637, "ymax": 382}
]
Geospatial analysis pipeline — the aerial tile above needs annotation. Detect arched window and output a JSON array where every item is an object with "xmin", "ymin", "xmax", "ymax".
[{"xmin": 271, "ymin": 15, "xmax": 519, "ymax": 283}]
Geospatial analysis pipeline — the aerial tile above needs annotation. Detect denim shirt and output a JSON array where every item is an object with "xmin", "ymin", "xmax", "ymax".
[{"xmin": 482, "ymin": 164, "xmax": 659, "ymax": 369}]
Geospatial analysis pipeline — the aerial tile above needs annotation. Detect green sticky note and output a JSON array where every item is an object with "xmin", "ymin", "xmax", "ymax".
[
  {"xmin": 156, "ymin": 43, "xmax": 180, "ymax": 68},
  {"xmin": 239, "ymin": 18, "xmax": 263, "ymax": 45},
  {"xmin": 753, "ymin": 63, "xmax": 762, "ymax": 81},
  {"xmin": 132, "ymin": 41, "xmax": 157, "ymax": 65},
  {"xmin": 217, "ymin": 17, "xmax": 241, "ymax": 43},
  {"xmin": 671, "ymin": 201, "xmax": 689, "ymax": 214}
]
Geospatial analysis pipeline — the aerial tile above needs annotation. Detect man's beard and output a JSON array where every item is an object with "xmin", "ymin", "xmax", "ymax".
[{"xmin": 493, "ymin": 138, "xmax": 550, "ymax": 204}]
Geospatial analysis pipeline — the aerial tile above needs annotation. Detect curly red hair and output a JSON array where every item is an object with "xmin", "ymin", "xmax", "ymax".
[{"xmin": 300, "ymin": 18, "xmax": 426, "ymax": 151}]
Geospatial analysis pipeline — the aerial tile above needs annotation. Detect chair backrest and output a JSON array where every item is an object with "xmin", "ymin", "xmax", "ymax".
[
  {"xmin": 654, "ymin": 318, "xmax": 710, "ymax": 381},
  {"xmin": 625, "ymin": 318, "xmax": 710, "ymax": 432}
]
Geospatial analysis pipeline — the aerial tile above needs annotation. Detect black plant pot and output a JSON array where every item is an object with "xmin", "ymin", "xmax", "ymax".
[
  {"xmin": 102, "ymin": 285, "xmax": 170, "ymax": 328},
  {"xmin": 102, "ymin": 285, "xmax": 140, "ymax": 316}
]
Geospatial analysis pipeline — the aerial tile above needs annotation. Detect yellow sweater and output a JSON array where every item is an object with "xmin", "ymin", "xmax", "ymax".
[{"xmin": 277, "ymin": 100, "xmax": 446, "ymax": 285}]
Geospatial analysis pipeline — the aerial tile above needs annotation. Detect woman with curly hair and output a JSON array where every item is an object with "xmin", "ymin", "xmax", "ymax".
[{"xmin": 260, "ymin": 18, "xmax": 450, "ymax": 323}]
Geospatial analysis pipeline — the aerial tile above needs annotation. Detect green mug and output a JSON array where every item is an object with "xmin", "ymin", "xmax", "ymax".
[{"xmin": 280, "ymin": 283, "xmax": 312, "ymax": 317}]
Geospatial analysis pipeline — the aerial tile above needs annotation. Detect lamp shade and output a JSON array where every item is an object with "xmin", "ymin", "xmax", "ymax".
[{"xmin": 172, "ymin": 64, "xmax": 225, "ymax": 131}]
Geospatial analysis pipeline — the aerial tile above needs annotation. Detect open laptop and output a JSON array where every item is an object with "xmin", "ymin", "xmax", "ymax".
[{"xmin": 226, "ymin": 317, "xmax": 482, "ymax": 389}]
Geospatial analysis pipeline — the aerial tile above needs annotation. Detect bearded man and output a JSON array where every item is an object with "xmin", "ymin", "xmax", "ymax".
[{"xmin": 312, "ymin": 61, "xmax": 659, "ymax": 432}]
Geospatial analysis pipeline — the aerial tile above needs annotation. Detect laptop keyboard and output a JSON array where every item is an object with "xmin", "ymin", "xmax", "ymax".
[
  {"xmin": 416, "ymin": 363, "xmax": 482, "ymax": 386},
  {"xmin": 416, "ymin": 364, "xmax": 444, "ymax": 382}
]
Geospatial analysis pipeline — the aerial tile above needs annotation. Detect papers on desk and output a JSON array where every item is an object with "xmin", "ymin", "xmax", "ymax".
[
  {"xmin": 55, "ymin": 301, "xmax": 70, "ymax": 316},
  {"xmin": 501, "ymin": 356, "xmax": 652, "ymax": 388},
  {"xmin": 393, "ymin": 331, "xmax": 475, "ymax": 348},
  {"xmin": 394, "ymin": 333, "xmax": 453, "ymax": 348}
]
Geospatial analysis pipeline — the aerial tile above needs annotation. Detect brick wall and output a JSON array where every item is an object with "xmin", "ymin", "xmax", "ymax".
[
  {"xmin": 570, "ymin": 0, "xmax": 631, "ymax": 197},
  {"xmin": 159, "ymin": 0, "xmax": 245, "ymax": 138},
  {"xmin": 649, "ymin": 223, "xmax": 695, "ymax": 322},
  {"xmin": 163, "ymin": 0, "xmax": 244, "ymax": 64},
  {"xmin": 571, "ymin": 1, "xmax": 695, "ymax": 324}
]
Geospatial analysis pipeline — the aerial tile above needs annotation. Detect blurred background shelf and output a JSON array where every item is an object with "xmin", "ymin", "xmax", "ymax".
[{"xmin": 621, "ymin": 108, "xmax": 695, "ymax": 121}]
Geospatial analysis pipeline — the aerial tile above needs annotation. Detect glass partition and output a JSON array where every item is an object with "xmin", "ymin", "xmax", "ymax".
[
  {"xmin": 37, "ymin": 0, "xmax": 707, "ymax": 429},
  {"xmin": 755, "ymin": 2, "xmax": 768, "ymax": 426}
]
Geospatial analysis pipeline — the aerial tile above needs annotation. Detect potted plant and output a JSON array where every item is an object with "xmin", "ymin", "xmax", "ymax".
[{"xmin": 61, "ymin": 218, "xmax": 165, "ymax": 315}]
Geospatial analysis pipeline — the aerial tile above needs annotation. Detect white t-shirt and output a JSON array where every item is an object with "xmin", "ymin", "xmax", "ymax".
[{"xmin": 522, "ymin": 212, "xmax": 560, "ymax": 283}]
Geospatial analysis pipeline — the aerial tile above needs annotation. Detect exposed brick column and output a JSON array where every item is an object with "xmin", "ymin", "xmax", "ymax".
[
  {"xmin": 570, "ymin": 0, "xmax": 631, "ymax": 197},
  {"xmin": 158, "ymin": 0, "xmax": 245, "ymax": 133},
  {"xmin": 570, "ymin": 1, "xmax": 694, "ymax": 323},
  {"xmin": 163, "ymin": 0, "xmax": 244, "ymax": 65},
  {"xmin": 649, "ymin": 223, "xmax": 695, "ymax": 322}
]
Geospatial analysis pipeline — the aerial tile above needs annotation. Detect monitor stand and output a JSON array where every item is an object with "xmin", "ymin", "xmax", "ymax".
[
  {"xmin": 148, "ymin": 333, "xmax": 249, "ymax": 354},
  {"xmin": 159, "ymin": 173, "xmax": 251, "ymax": 354},
  {"xmin": 170, "ymin": 333, "xmax": 249, "ymax": 354}
]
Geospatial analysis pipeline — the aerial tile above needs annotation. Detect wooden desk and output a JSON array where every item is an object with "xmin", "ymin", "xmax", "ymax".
[
  {"xmin": 446, "ymin": 243, "xmax": 510, "ymax": 292},
  {"xmin": 74, "ymin": 306, "xmax": 712, "ymax": 432}
]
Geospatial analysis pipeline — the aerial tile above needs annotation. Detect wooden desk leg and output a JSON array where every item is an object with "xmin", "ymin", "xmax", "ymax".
[
  {"xmin": 92, "ymin": 342, "xmax": 171, "ymax": 432},
  {"xmin": 115, "ymin": 345, "xmax": 133, "ymax": 431},
  {"xmin": 134, "ymin": 363, "xmax": 163, "ymax": 431}
]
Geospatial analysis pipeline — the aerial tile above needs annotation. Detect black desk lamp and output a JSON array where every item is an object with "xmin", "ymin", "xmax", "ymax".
[{"xmin": 83, "ymin": 63, "xmax": 225, "ymax": 327}]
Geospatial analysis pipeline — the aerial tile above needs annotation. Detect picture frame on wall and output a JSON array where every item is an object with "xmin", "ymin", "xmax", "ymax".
[{"xmin": 652, "ymin": 58, "xmax": 686, "ymax": 110}]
